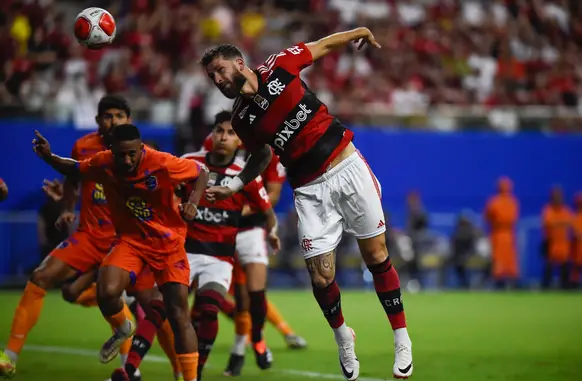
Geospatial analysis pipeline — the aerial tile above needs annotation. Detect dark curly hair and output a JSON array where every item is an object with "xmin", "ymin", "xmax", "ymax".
[{"xmin": 200, "ymin": 44, "xmax": 243, "ymax": 66}]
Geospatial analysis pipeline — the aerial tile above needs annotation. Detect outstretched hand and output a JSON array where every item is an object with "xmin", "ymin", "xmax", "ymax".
[
  {"xmin": 32, "ymin": 130, "xmax": 51, "ymax": 158},
  {"xmin": 356, "ymin": 27, "xmax": 381, "ymax": 50}
]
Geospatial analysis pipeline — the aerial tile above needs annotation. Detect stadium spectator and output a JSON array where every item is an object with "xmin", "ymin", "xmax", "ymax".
[
  {"xmin": 444, "ymin": 213, "xmax": 479, "ymax": 289},
  {"xmin": 1, "ymin": 0, "xmax": 582, "ymax": 131},
  {"xmin": 0, "ymin": 178, "xmax": 8, "ymax": 202},
  {"xmin": 406, "ymin": 190, "xmax": 429, "ymax": 287},
  {"xmin": 38, "ymin": 178, "xmax": 69, "ymax": 263}
]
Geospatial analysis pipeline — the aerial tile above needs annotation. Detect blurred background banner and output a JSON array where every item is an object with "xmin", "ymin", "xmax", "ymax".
[
  {"xmin": 1, "ymin": 121, "xmax": 581, "ymax": 290},
  {"xmin": 1, "ymin": 0, "xmax": 582, "ymax": 292}
]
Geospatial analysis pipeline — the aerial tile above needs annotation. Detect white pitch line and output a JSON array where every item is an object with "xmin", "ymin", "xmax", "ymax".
[{"xmin": 19, "ymin": 344, "xmax": 389, "ymax": 381}]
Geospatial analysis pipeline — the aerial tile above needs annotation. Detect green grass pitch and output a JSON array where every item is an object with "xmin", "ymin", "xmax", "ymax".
[{"xmin": 0, "ymin": 290, "xmax": 581, "ymax": 381}]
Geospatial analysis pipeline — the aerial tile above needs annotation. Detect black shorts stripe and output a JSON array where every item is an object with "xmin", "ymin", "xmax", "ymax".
[
  {"xmin": 185, "ymin": 239, "xmax": 235, "ymax": 258},
  {"xmin": 287, "ymin": 119, "xmax": 346, "ymax": 185},
  {"xmin": 239, "ymin": 213, "xmax": 267, "ymax": 229}
]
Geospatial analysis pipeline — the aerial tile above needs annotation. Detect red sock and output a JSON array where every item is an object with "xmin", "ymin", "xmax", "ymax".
[
  {"xmin": 219, "ymin": 297, "xmax": 236, "ymax": 320},
  {"xmin": 248, "ymin": 290, "xmax": 267, "ymax": 343},
  {"xmin": 312, "ymin": 280, "xmax": 345, "ymax": 329},
  {"xmin": 195, "ymin": 290, "xmax": 222, "ymax": 369},
  {"xmin": 368, "ymin": 257, "xmax": 407, "ymax": 329},
  {"xmin": 125, "ymin": 300, "xmax": 166, "ymax": 376}
]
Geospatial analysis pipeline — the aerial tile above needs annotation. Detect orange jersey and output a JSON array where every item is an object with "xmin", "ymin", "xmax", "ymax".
[
  {"xmin": 485, "ymin": 194, "xmax": 518, "ymax": 245},
  {"xmin": 542, "ymin": 204, "xmax": 572, "ymax": 261},
  {"xmin": 72, "ymin": 132, "xmax": 115, "ymax": 244},
  {"xmin": 78, "ymin": 146, "xmax": 203, "ymax": 259},
  {"xmin": 572, "ymin": 212, "xmax": 582, "ymax": 264}
]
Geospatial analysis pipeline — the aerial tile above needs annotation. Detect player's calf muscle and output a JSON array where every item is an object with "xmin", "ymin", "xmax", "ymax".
[
  {"xmin": 244, "ymin": 263, "xmax": 267, "ymax": 291},
  {"xmin": 161, "ymin": 283, "xmax": 197, "ymax": 353},
  {"xmin": 305, "ymin": 252, "xmax": 336, "ymax": 288},
  {"xmin": 234, "ymin": 283, "xmax": 250, "ymax": 312}
]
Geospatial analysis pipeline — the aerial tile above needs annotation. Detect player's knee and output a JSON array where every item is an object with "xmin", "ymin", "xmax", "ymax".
[
  {"xmin": 31, "ymin": 267, "xmax": 56, "ymax": 289},
  {"xmin": 196, "ymin": 289, "xmax": 223, "ymax": 320},
  {"xmin": 311, "ymin": 273, "xmax": 334, "ymax": 289},
  {"xmin": 97, "ymin": 281, "xmax": 123, "ymax": 301},
  {"xmin": 305, "ymin": 254, "xmax": 336, "ymax": 288},
  {"xmin": 60, "ymin": 284, "xmax": 79, "ymax": 304},
  {"xmin": 359, "ymin": 235, "xmax": 389, "ymax": 265},
  {"xmin": 143, "ymin": 299, "xmax": 167, "ymax": 328}
]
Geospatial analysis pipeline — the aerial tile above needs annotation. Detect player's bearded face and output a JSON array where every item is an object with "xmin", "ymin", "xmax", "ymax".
[
  {"xmin": 111, "ymin": 140, "xmax": 143, "ymax": 174},
  {"xmin": 97, "ymin": 108, "xmax": 131, "ymax": 145},
  {"xmin": 209, "ymin": 59, "xmax": 246, "ymax": 99}
]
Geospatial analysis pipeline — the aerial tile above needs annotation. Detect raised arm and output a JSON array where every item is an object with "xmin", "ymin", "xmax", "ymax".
[
  {"xmin": 305, "ymin": 27, "xmax": 381, "ymax": 62},
  {"xmin": 33, "ymin": 130, "xmax": 80, "ymax": 177}
]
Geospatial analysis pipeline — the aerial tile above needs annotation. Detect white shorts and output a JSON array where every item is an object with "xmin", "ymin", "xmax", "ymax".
[
  {"xmin": 294, "ymin": 150, "xmax": 386, "ymax": 259},
  {"xmin": 187, "ymin": 253, "xmax": 233, "ymax": 291},
  {"xmin": 236, "ymin": 227, "xmax": 269, "ymax": 266}
]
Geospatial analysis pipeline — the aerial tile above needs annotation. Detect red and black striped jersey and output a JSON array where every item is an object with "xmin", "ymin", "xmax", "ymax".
[
  {"xmin": 231, "ymin": 42, "xmax": 354, "ymax": 189},
  {"xmin": 202, "ymin": 134, "xmax": 285, "ymax": 230},
  {"xmin": 181, "ymin": 150, "xmax": 272, "ymax": 262}
]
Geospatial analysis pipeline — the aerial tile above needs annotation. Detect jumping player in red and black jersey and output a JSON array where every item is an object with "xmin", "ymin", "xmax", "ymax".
[
  {"xmin": 201, "ymin": 28, "xmax": 413, "ymax": 380},
  {"xmin": 182, "ymin": 111, "xmax": 280, "ymax": 379}
]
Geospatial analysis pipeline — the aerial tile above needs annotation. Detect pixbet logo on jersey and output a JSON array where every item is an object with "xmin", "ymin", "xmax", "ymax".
[
  {"xmin": 196, "ymin": 207, "xmax": 230, "ymax": 224},
  {"xmin": 273, "ymin": 104, "xmax": 311, "ymax": 152}
]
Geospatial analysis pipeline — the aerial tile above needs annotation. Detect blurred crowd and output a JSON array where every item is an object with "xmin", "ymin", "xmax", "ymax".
[{"xmin": 3, "ymin": 0, "xmax": 582, "ymax": 137}]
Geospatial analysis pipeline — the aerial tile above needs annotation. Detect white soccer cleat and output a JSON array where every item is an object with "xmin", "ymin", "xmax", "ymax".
[
  {"xmin": 393, "ymin": 342, "xmax": 413, "ymax": 379},
  {"xmin": 99, "ymin": 320, "xmax": 135, "ymax": 364},
  {"xmin": 337, "ymin": 327, "xmax": 359, "ymax": 381}
]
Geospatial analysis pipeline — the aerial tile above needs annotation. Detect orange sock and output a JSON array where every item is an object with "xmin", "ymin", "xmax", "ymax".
[
  {"xmin": 105, "ymin": 306, "xmax": 129, "ymax": 330},
  {"xmin": 74, "ymin": 284, "xmax": 98, "ymax": 307},
  {"xmin": 177, "ymin": 352, "xmax": 198, "ymax": 381},
  {"xmin": 118, "ymin": 303, "xmax": 134, "ymax": 359},
  {"xmin": 157, "ymin": 320, "xmax": 181, "ymax": 375},
  {"xmin": 266, "ymin": 300, "xmax": 293, "ymax": 336},
  {"xmin": 7, "ymin": 282, "xmax": 47, "ymax": 356}
]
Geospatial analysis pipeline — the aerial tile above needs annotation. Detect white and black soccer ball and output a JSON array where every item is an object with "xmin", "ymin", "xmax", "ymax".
[{"xmin": 73, "ymin": 7, "xmax": 116, "ymax": 49}]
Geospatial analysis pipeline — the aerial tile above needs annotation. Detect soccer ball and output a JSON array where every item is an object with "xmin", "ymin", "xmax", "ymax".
[{"xmin": 74, "ymin": 7, "xmax": 116, "ymax": 49}]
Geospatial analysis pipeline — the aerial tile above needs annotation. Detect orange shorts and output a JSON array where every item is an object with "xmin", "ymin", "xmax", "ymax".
[
  {"xmin": 101, "ymin": 240, "xmax": 190, "ymax": 292},
  {"xmin": 50, "ymin": 231, "xmax": 115, "ymax": 274}
]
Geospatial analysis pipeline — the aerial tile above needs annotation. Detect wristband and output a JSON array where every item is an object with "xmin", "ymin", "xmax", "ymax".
[{"xmin": 227, "ymin": 176, "xmax": 244, "ymax": 193}]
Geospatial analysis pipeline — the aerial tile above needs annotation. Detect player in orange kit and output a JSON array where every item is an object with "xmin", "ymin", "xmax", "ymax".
[
  {"xmin": 570, "ymin": 193, "xmax": 582, "ymax": 287},
  {"xmin": 0, "ymin": 95, "xmax": 139, "ymax": 380},
  {"xmin": 484, "ymin": 177, "xmax": 519, "ymax": 289},
  {"xmin": 541, "ymin": 186, "xmax": 572, "ymax": 289},
  {"xmin": 31, "ymin": 123, "xmax": 209, "ymax": 381}
]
